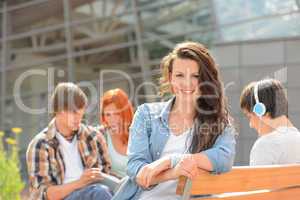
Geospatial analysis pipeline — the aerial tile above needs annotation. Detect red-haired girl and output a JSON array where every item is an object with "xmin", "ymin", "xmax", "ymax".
[{"xmin": 98, "ymin": 88, "xmax": 134, "ymax": 178}]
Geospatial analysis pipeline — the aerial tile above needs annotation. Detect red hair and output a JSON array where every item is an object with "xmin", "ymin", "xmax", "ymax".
[{"xmin": 100, "ymin": 88, "xmax": 134, "ymax": 145}]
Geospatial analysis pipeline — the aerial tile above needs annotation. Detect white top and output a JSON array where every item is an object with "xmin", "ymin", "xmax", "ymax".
[
  {"xmin": 106, "ymin": 133, "xmax": 128, "ymax": 178},
  {"xmin": 250, "ymin": 126, "xmax": 300, "ymax": 166},
  {"xmin": 56, "ymin": 132, "xmax": 84, "ymax": 184},
  {"xmin": 139, "ymin": 129, "xmax": 191, "ymax": 200}
]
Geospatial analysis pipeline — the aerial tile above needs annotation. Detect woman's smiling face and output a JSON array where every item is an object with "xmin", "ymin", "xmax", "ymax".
[{"xmin": 170, "ymin": 58, "xmax": 200, "ymax": 103}]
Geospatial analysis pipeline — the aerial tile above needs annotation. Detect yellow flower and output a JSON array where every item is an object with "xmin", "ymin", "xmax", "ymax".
[
  {"xmin": 0, "ymin": 131, "xmax": 4, "ymax": 137},
  {"xmin": 6, "ymin": 138, "xmax": 17, "ymax": 145},
  {"xmin": 11, "ymin": 127, "xmax": 23, "ymax": 135}
]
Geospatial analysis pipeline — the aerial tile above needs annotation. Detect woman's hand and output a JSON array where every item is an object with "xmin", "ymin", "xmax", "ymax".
[
  {"xmin": 174, "ymin": 154, "xmax": 199, "ymax": 180},
  {"xmin": 136, "ymin": 157, "xmax": 171, "ymax": 188}
]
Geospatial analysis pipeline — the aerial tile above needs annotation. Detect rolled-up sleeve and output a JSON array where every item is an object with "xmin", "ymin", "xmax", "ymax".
[
  {"xmin": 126, "ymin": 104, "xmax": 153, "ymax": 182},
  {"xmin": 202, "ymin": 126, "xmax": 237, "ymax": 173}
]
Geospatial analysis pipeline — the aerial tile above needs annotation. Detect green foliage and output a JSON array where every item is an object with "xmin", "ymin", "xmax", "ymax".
[{"xmin": 0, "ymin": 130, "xmax": 25, "ymax": 200}]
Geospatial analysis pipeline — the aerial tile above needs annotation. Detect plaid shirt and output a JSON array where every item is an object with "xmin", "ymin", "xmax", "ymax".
[{"xmin": 26, "ymin": 119, "xmax": 111, "ymax": 200}]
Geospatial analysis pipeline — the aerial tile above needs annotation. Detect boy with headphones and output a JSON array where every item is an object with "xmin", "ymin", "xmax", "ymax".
[{"xmin": 240, "ymin": 78, "xmax": 300, "ymax": 165}]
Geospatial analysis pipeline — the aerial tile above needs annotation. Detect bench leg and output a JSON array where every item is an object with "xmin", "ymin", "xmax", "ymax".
[{"xmin": 181, "ymin": 179, "xmax": 192, "ymax": 200}]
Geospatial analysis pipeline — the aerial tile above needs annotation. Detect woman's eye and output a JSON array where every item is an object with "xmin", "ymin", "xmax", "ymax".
[
  {"xmin": 104, "ymin": 113, "xmax": 111, "ymax": 117},
  {"xmin": 175, "ymin": 74, "xmax": 183, "ymax": 77},
  {"xmin": 193, "ymin": 75, "xmax": 200, "ymax": 78}
]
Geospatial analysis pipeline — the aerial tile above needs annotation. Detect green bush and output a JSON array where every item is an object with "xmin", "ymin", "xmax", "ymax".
[{"xmin": 0, "ymin": 129, "xmax": 25, "ymax": 200}]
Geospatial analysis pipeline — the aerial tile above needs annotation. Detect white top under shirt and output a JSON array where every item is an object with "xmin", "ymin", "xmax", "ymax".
[
  {"xmin": 107, "ymin": 133, "xmax": 128, "ymax": 178},
  {"xmin": 139, "ymin": 129, "xmax": 191, "ymax": 200},
  {"xmin": 56, "ymin": 132, "xmax": 84, "ymax": 184},
  {"xmin": 250, "ymin": 126, "xmax": 300, "ymax": 166}
]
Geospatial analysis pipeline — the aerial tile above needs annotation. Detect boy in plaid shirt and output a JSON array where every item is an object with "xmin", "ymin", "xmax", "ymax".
[{"xmin": 26, "ymin": 83, "xmax": 112, "ymax": 200}]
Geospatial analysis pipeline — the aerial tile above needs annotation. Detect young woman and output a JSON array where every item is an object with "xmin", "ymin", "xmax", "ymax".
[
  {"xmin": 98, "ymin": 88, "xmax": 134, "ymax": 178},
  {"xmin": 240, "ymin": 78, "xmax": 300, "ymax": 165},
  {"xmin": 113, "ymin": 41, "xmax": 237, "ymax": 200}
]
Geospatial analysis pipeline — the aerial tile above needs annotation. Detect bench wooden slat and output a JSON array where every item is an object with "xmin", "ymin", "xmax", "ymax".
[
  {"xmin": 194, "ymin": 187, "xmax": 300, "ymax": 200},
  {"xmin": 177, "ymin": 165, "xmax": 300, "ymax": 196}
]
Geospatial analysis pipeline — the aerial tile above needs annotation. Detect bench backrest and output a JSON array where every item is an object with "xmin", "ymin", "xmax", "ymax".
[{"xmin": 176, "ymin": 164, "xmax": 300, "ymax": 200}]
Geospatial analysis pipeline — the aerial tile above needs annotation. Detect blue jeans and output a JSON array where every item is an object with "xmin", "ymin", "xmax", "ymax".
[{"xmin": 64, "ymin": 184, "xmax": 112, "ymax": 200}]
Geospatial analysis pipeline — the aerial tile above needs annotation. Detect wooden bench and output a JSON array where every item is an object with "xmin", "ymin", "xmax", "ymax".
[{"xmin": 176, "ymin": 164, "xmax": 300, "ymax": 200}]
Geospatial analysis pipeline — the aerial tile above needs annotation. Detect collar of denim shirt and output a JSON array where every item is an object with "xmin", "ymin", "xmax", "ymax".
[{"xmin": 158, "ymin": 96, "xmax": 176, "ymax": 128}]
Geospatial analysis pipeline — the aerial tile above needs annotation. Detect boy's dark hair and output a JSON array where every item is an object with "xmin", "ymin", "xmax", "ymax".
[
  {"xmin": 240, "ymin": 79, "xmax": 288, "ymax": 118},
  {"xmin": 51, "ymin": 82, "xmax": 87, "ymax": 115}
]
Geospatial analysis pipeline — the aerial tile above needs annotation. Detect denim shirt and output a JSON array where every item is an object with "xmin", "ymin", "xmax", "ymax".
[{"xmin": 112, "ymin": 98, "xmax": 237, "ymax": 200}]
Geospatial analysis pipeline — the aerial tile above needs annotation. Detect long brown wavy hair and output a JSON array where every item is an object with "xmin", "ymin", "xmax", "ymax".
[{"xmin": 160, "ymin": 41, "xmax": 231, "ymax": 153}]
